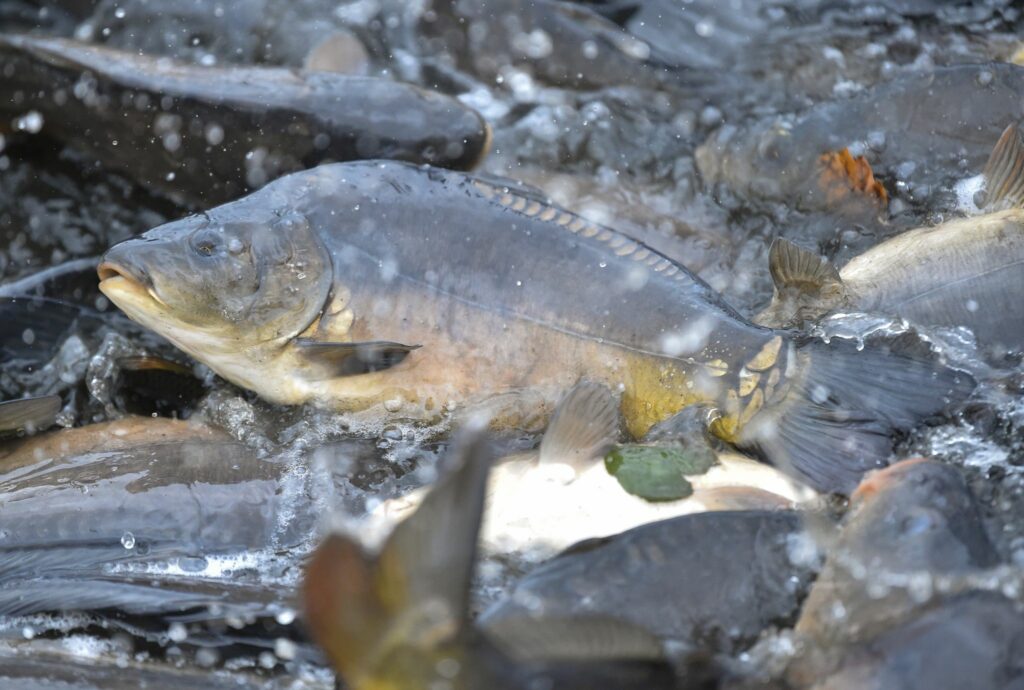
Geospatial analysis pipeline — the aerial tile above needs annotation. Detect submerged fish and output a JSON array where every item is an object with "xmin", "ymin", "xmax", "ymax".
[
  {"xmin": 697, "ymin": 62, "xmax": 1024, "ymax": 210},
  {"xmin": 756, "ymin": 122, "xmax": 1024, "ymax": 353},
  {"xmin": 304, "ymin": 427, "xmax": 680, "ymax": 689},
  {"xmin": 99, "ymin": 161, "xmax": 972, "ymax": 492},
  {"xmin": 0, "ymin": 34, "xmax": 490, "ymax": 206}
]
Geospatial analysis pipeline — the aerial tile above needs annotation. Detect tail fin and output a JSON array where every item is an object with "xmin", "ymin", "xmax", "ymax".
[
  {"xmin": 738, "ymin": 336, "xmax": 973, "ymax": 494},
  {"xmin": 303, "ymin": 425, "xmax": 492, "ymax": 685}
]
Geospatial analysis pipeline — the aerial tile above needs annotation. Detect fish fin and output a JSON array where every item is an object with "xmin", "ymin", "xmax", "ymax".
[
  {"xmin": 0, "ymin": 395, "xmax": 61, "ymax": 435},
  {"xmin": 692, "ymin": 486, "xmax": 794, "ymax": 511},
  {"xmin": 538, "ymin": 380, "xmax": 619, "ymax": 471},
  {"xmin": 295, "ymin": 338, "xmax": 420, "ymax": 377},
  {"xmin": 302, "ymin": 533, "xmax": 385, "ymax": 681},
  {"xmin": 303, "ymin": 427, "xmax": 492, "ymax": 682},
  {"xmin": 817, "ymin": 148, "xmax": 888, "ymax": 211},
  {"xmin": 483, "ymin": 615, "xmax": 666, "ymax": 663},
  {"xmin": 469, "ymin": 171, "xmax": 554, "ymax": 205},
  {"xmin": 737, "ymin": 335, "xmax": 973, "ymax": 494},
  {"xmin": 768, "ymin": 238, "xmax": 843, "ymax": 294},
  {"xmin": 982, "ymin": 122, "xmax": 1024, "ymax": 209}
]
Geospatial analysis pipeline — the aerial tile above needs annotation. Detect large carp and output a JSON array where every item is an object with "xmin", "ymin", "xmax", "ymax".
[
  {"xmin": 0, "ymin": 34, "xmax": 490, "ymax": 206},
  {"xmin": 756, "ymin": 122, "xmax": 1024, "ymax": 353},
  {"xmin": 98, "ymin": 161, "xmax": 972, "ymax": 492}
]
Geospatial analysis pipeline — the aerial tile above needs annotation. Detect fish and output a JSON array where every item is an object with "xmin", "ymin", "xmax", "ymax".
[
  {"xmin": 0, "ymin": 34, "xmax": 491, "ymax": 206},
  {"xmin": 98, "ymin": 160, "xmax": 973, "ymax": 493},
  {"xmin": 303, "ymin": 425, "xmax": 680, "ymax": 689},
  {"xmin": 0, "ymin": 417, "xmax": 302, "ymax": 622},
  {"xmin": 756, "ymin": 122, "xmax": 1024, "ymax": 352},
  {"xmin": 480, "ymin": 509, "xmax": 815, "ymax": 657},
  {"xmin": 795, "ymin": 458, "xmax": 999, "ymax": 647},
  {"xmin": 697, "ymin": 63, "xmax": 1024, "ymax": 211}
]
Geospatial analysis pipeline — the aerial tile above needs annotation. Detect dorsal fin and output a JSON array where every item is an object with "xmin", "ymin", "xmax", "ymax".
[
  {"xmin": 295, "ymin": 339, "xmax": 420, "ymax": 377},
  {"xmin": 303, "ymin": 427, "xmax": 492, "ymax": 684},
  {"xmin": 982, "ymin": 122, "xmax": 1024, "ymax": 210},
  {"xmin": 538, "ymin": 380, "xmax": 619, "ymax": 471},
  {"xmin": 768, "ymin": 238, "xmax": 843, "ymax": 294}
]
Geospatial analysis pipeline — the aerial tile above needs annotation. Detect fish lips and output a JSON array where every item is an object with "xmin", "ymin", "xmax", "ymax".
[{"xmin": 97, "ymin": 247, "xmax": 165, "ymax": 308}]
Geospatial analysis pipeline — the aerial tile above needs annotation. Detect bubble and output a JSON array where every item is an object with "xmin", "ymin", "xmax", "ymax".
[
  {"xmin": 275, "ymin": 609, "xmax": 296, "ymax": 625},
  {"xmin": 205, "ymin": 123, "xmax": 224, "ymax": 146},
  {"xmin": 167, "ymin": 622, "xmax": 187, "ymax": 643},
  {"xmin": 21, "ymin": 328, "xmax": 35, "ymax": 345},
  {"xmin": 274, "ymin": 638, "xmax": 297, "ymax": 660},
  {"xmin": 15, "ymin": 111, "xmax": 44, "ymax": 133},
  {"xmin": 114, "ymin": 6, "xmax": 126, "ymax": 18},
  {"xmin": 121, "ymin": 531, "xmax": 135, "ymax": 549}
]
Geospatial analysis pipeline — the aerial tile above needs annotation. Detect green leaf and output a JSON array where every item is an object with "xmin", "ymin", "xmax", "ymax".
[{"xmin": 604, "ymin": 444, "xmax": 716, "ymax": 502}]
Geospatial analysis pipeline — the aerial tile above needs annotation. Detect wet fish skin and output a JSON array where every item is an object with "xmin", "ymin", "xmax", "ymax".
[
  {"xmin": 481, "ymin": 510, "xmax": 815, "ymax": 655},
  {"xmin": 697, "ymin": 63, "xmax": 1024, "ymax": 209},
  {"xmin": 0, "ymin": 34, "xmax": 491, "ymax": 206},
  {"xmin": 100, "ymin": 160, "xmax": 972, "ymax": 493},
  {"xmin": 796, "ymin": 459, "xmax": 999, "ymax": 647},
  {"xmin": 0, "ymin": 417, "xmax": 299, "ymax": 618}
]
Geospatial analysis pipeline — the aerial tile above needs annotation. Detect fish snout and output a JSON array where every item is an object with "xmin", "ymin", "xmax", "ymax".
[{"xmin": 98, "ymin": 240, "xmax": 158, "ymax": 291}]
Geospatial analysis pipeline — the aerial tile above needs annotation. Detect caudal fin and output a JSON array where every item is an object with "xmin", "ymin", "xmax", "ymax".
[{"xmin": 738, "ymin": 336, "xmax": 973, "ymax": 494}]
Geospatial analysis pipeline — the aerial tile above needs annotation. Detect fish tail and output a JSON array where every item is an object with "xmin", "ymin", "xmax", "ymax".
[
  {"xmin": 303, "ymin": 426, "xmax": 492, "ymax": 685},
  {"xmin": 737, "ymin": 335, "xmax": 973, "ymax": 494}
]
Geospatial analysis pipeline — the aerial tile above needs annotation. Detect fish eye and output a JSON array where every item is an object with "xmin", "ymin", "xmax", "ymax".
[{"xmin": 190, "ymin": 229, "xmax": 222, "ymax": 258}]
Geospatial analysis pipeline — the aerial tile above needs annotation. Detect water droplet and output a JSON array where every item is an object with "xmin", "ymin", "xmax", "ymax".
[
  {"xmin": 121, "ymin": 531, "xmax": 135, "ymax": 549},
  {"xmin": 21, "ymin": 328, "xmax": 34, "ymax": 345},
  {"xmin": 114, "ymin": 7, "xmax": 126, "ymax": 18},
  {"xmin": 598, "ymin": 261, "xmax": 607, "ymax": 268}
]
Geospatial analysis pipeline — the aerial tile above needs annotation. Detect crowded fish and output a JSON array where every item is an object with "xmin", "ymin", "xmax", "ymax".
[
  {"xmin": 1, "ymin": 1, "xmax": 1023, "ymax": 688},
  {"xmin": 757, "ymin": 122, "xmax": 1024, "ymax": 354}
]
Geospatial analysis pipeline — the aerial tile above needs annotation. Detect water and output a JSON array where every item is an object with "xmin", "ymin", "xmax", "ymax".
[{"xmin": 1, "ymin": 0, "xmax": 1023, "ymax": 686}]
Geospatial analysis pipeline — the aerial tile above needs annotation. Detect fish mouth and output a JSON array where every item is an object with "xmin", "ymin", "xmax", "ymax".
[{"xmin": 97, "ymin": 261, "xmax": 167, "ymax": 307}]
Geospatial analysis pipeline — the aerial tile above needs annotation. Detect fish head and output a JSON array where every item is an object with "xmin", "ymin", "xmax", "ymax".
[
  {"xmin": 697, "ymin": 120, "xmax": 803, "ymax": 201},
  {"xmin": 99, "ymin": 206, "xmax": 332, "ymax": 401}
]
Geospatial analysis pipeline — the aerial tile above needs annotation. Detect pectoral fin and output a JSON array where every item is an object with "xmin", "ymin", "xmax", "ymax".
[
  {"xmin": 538, "ymin": 380, "xmax": 619, "ymax": 472},
  {"xmin": 0, "ymin": 395, "xmax": 61, "ymax": 435},
  {"xmin": 982, "ymin": 122, "xmax": 1024, "ymax": 210},
  {"xmin": 295, "ymin": 339, "xmax": 420, "ymax": 377},
  {"xmin": 768, "ymin": 238, "xmax": 843, "ymax": 295}
]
